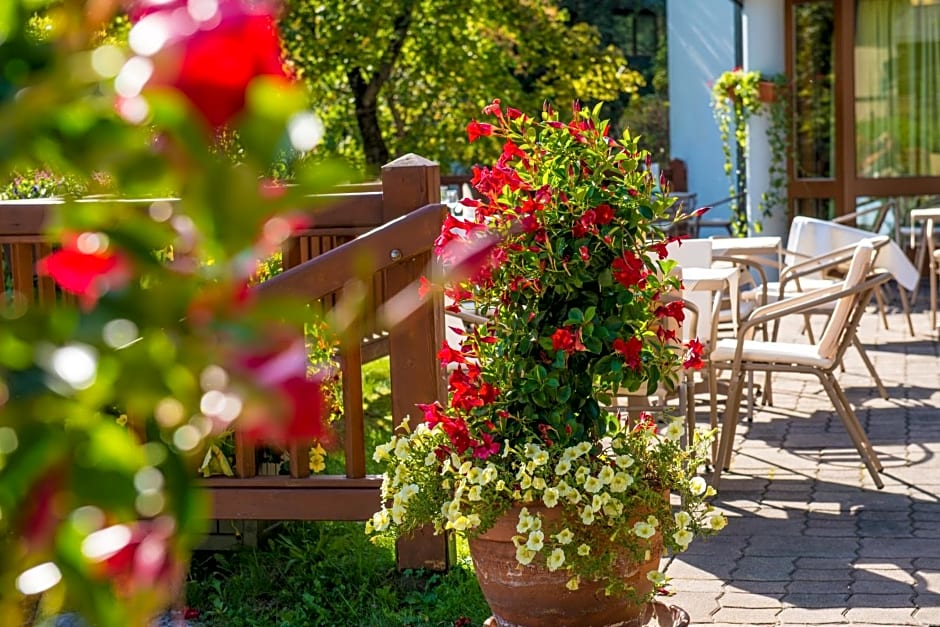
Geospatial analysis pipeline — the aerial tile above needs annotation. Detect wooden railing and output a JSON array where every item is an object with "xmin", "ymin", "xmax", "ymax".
[{"xmin": 0, "ymin": 154, "xmax": 452, "ymax": 569}]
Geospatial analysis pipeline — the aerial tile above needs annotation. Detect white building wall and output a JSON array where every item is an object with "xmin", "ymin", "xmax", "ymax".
[
  {"xmin": 742, "ymin": 0, "xmax": 786, "ymax": 237},
  {"xmin": 667, "ymin": 0, "xmax": 736, "ymax": 235}
]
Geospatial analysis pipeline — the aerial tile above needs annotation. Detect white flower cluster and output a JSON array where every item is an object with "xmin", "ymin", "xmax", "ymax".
[{"xmin": 368, "ymin": 417, "xmax": 728, "ymax": 601}]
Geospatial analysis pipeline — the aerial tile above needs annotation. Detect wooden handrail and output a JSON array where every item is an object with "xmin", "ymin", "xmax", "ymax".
[{"xmin": 256, "ymin": 202, "xmax": 448, "ymax": 302}]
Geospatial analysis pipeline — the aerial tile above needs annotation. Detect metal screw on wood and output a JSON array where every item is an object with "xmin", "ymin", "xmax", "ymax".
[{"xmin": 389, "ymin": 248, "xmax": 402, "ymax": 260}]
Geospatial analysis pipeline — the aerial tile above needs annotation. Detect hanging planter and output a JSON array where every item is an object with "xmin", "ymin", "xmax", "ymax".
[{"xmin": 758, "ymin": 79, "xmax": 777, "ymax": 104}]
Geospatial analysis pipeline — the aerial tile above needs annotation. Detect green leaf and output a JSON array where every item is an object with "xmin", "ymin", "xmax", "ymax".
[{"xmin": 566, "ymin": 308, "xmax": 584, "ymax": 324}]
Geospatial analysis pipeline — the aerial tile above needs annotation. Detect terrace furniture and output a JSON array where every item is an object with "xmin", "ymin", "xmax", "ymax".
[{"xmin": 709, "ymin": 239, "xmax": 891, "ymax": 489}]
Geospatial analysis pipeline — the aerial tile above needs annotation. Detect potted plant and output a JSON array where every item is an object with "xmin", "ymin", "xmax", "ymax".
[
  {"xmin": 711, "ymin": 68, "xmax": 791, "ymax": 235},
  {"xmin": 368, "ymin": 100, "xmax": 725, "ymax": 625}
]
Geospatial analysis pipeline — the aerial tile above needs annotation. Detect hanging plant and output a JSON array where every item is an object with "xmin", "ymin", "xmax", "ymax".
[
  {"xmin": 711, "ymin": 67, "xmax": 762, "ymax": 235},
  {"xmin": 757, "ymin": 74, "xmax": 792, "ymax": 226}
]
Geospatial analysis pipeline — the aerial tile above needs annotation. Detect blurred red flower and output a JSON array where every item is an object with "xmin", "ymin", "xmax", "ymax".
[
  {"xmin": 129, "ymin": 0, "xmax": 291, "ymax": 128},
  {"xmin": 36, "ymin": 240, "xmax": 131, "ymax": 309}
]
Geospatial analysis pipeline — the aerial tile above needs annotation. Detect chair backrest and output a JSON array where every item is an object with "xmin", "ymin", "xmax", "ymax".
[
  {"xmin": 665, "ymin": 238, "xmax": 712, "ymax": 269},
  {"xmin": 816, "ymin": 239, "xmax": 875, "ymax": 360},
  {"xmin": 665, "ymin": 239, "xmax": 713, "ymax": 342}
]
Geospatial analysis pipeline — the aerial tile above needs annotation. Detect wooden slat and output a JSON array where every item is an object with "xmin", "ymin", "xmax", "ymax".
[
  {"xmin": 201, "ymin": 475, "xmax": 380, "ymax": 489},
  {"xmin": 340, "ymin": 322, "xmax": 366, "ymax": 479},
  {"xmin": 298, "ymin": 193, "xmax": 384, "ymax": 229},
  {"xmin": 287, "ymin": 441, "xmax": 311, "ymax": 478},
  {"xmin": 11, "ymin": 244, "xmax": 35, "ymax": 300},
  {"xmin": 35, "ymin": 243, "xmax": 57, "ymax": 305},
  {"xmin": 206, "ymin": 485, "xmax": 381, "ymax": 520},
  {"xmin": 233, "ymin": 431, "xmax": 257, "ymax": 478}
]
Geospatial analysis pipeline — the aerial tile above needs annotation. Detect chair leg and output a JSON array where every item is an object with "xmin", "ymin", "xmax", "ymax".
[
  {"xmin": 852, "ymin": 337, "xmax": 888, "ymax": 400},
  {"xmin": 708, "ymin": 362, "xmax": 719, "ymax": 463},
  {"xmin": 898, "ymin": 284, "xmax": 915, "ymax": 337},
  {"xmin": 712, "ymin": 368, "xmax": 746, "ymax": 489},
  {"xmin": 931, "ymin": 249, "xmax": 938, "ymax": 331},
  {"xmin": 828, "ymin": 373, "xmax": 884, "ymax": 474},
  {"xmin": 819, "ymin": 373, "xmax": 884, "ymax": 488},
  {"xmin": 873, "ymin": 286, "xmax": 890, "ymax": 331}
]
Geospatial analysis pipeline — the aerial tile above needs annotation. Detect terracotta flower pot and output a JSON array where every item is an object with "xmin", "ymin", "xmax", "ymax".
[
  {"xmin": 758, "ymin": 80, "xmax": 777, "ymax": 104},
  {"xmin": 468, "ymin": 503, "xmax": 664, "ymax": 627}
]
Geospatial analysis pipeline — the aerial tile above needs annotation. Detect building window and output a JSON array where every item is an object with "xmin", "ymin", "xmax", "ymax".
[
  {"xmin": 856, "ymin": 0, "xmax": 940, "ymax": 178},
  {"xmin": 793, "ymin": 2, "xmax": 836, "ymax": 179},
  {"xmin": 611, "ymin": 8, "xmax": 658, "ymax": 57}
]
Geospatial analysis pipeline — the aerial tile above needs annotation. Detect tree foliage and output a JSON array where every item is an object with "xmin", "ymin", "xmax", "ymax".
[{"xmin": 280, "ymin": 0, "xmax": 644, "ymax": 172}]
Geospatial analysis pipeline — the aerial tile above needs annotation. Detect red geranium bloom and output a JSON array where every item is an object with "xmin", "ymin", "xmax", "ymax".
[
  {"xmin": 594, "ymin": 203, "xmax": 614, "ymax": 225},
  {"xmin": 655, "ymin": 300, "xmax": 686, "ymax": 323},
  {"xmin": 467, "ymin": 120, "xmax": 494, "ymax": 143},
  {"xmin": 683, "ymin": 338, "xmax": 706, "ymax": 370},
  {"xmin": 611, "ymin": 252, "xmax": 647, "ymax": 289},
  {"xmin": 613, "ymin": 336, "xmax": 644, "ymax": 370},
  {"xmin": 552, "ymin": 327, "xmax": 579, "ymax": 355}
]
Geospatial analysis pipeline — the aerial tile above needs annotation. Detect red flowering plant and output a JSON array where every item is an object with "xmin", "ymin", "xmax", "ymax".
[
  {"xmin": 369, "ymin": 102, "xmax": 724, "ymax": 600},
  {"xmin": 0, "ymin": 1, "xmax": 343, "ymax": 625}
]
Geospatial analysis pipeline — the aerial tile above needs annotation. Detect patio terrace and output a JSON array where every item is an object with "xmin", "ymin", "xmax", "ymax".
[{"xmin": 668, "ymin": 288, "xmax": 940, "ymax": 626}]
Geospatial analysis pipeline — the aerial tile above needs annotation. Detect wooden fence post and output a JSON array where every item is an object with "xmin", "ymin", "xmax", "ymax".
[{"xmin": 380, "ymin": 154, "xmax": 453, "ymax": 571}]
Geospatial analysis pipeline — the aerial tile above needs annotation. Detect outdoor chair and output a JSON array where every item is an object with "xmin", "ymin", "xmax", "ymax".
[
  {"xmin": 737, "ymin": 235, "xmax": 893, "ymax": 401},
  {"xmin": 708, "ymin": 239, "xmax": 891, "ymax": 490}
]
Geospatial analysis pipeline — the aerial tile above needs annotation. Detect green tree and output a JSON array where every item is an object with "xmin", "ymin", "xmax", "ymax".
[{"xmin": 280, "ymin": 0, "xmax": 644, "ymax": 172}]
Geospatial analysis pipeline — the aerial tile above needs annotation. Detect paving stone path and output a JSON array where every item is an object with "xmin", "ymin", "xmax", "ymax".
[{"xmin": 662, "ymin": 289, "xmax": 940, "ymax": 626}]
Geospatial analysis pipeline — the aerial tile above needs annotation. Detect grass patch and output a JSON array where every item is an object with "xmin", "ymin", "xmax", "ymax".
[
  {"xmin": 188, "ymin": 357, "xmax": 490, "ymax": 625},
  {"xmin": 185, "ymin": 522, "xmax": 490, "ymax": 626}
]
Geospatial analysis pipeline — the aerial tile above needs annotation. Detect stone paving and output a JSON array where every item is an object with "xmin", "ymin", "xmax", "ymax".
[{"xmin": 662, "ymin": 288, "xmax": 940, "ymax": 626}]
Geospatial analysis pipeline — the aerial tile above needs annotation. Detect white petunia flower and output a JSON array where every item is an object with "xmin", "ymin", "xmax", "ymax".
[
  {"xmin": 664, "ymin": 419, "xmax": 684, "ymax": 442},
  {"xmin": 675, "ymin": 511, "xmax": 692, "ymax": 528},
  {"xmin": 515, "ymin": 545, "xmax": 536, "ymax": 565},
  {"xmin": 647, "ymin": 570, "xmax": 667, "ymax": 587},
  {"xmin": 546, "ymin": 548, "xmax": 566, "ymax": 571},
  {"xmin": 466, "ymin": 467, "xmax": 482, "ymax": 484},
  {"xmin": 373, "ymin": 440, "xmax": 395, "ymax": 462},
  {"xmin": 574, "ymin": 466, "xmax": 590, "ymax": 484},
  {"xmin": 542, "ymin": 487, "xmax": 560, "ymax": 508},
  {"xmin": 526, "ymin": 529, "xmax": 545, "ymax": 551},
  {"xmin": 633, "ymin": 521, "xmax": 656, "ymax": 539},
  {"xmin": 689, "ymin": 476, "xmax": 707, "ymax": 496},
  {"xmin": 597, "ymin": 465, "xmax": 615, "ymax": 485},
  {"xmin": 555, "ymin": 528, "xmax": 574, "ymax": 545},
  {"xmin": 576, "ymin": 543, "xmax": 591, "ymax": 556},
  {"xmin": 554, "ymin": 459, "xmax": 572, "ymax": 475},
  {"xmin": 615, "ymin": 453, "xmax": 634, "ymax": 469},
  {"xmin": 393, "ymin": 439, "xmax": 410, "ymax": 459},
  {"xmin": 673, "ymin": 528, "xmax": 694, "ymax": 548},
  {"xmin": 708, "ymin": 513, "xmax": 728, "ymax": 530},
  {"xmin": 583, "ymin": 476, "xmax": 603, "ymax": 494},
  {"xmin": 609, "ymin": 472, "xmax": 634, "ymax": 493}
]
